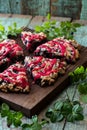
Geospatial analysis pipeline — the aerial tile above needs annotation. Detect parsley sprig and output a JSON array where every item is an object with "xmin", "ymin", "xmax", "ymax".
[{"xmin": 35, "ymin": 14, "xmax": 81, "ymax": 40}]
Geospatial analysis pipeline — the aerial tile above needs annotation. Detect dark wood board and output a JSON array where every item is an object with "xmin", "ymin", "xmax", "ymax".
[{"xmin": 0, "ymin": 32, "xmax": 87, "ymax": 117}]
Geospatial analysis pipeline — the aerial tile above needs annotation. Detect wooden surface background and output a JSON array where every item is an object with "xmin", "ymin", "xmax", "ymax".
[{"xmin": 0, "ymin": 0, "xmax": 87, "ymax": 19}]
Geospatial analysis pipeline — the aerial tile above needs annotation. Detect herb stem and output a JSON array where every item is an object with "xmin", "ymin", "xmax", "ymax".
[{"xmin": 62, "ymin": 118, "xmax": 67, "ymax": 130}]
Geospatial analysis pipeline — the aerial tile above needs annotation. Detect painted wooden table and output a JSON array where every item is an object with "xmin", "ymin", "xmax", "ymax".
[{"xmin": 0, "ymin": 14, "xmax": 87, "ymax": 130}]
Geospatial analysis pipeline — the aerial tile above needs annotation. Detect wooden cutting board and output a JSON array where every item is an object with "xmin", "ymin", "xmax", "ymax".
[{"xmin": 0, "ymin": 32, "xmax": 87, "ymax": 117}]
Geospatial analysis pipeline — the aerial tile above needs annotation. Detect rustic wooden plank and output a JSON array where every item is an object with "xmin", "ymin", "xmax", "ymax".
[
  {"xmin": 0, "ymin": 13, "xmax": 11, "ymax": 17},
  {"xmin": 73, "ymin": 25, "xmax": 87, "ymax": 47},
  {"xmin": 80, "ymin": 0, "xmax": 87, "ymax": 20},
  {"xmin": 0, "ymin": 14, "xmax": 32, "ymax": 30},
  {"xmin": 1, "ymin": 14, "xmax": 32, "ymax": 30},
  {"xmin": 0, "ymin": 0, "xmax": 21, "ymax": 14},
  {"xmin": 73, "ymin": 20, "xmax": 87, "ymax": 25},
  {"xmin": 44, "ymin": 16, "xmax": 71, "ymax": 22},
  {"xmin": 51, "ymin": 0, "xmax": 82, "ymax": 19},
  {"xmin": 28, "ymin": 16, "xmax": 45, "ymax": 29},
  {"xmin": 21, "ymin": 0, "xmax": 50, "ymax": 16},
  {"xmin": 11, "ymin": 14, "xmax": 32, "ymax": 19}
]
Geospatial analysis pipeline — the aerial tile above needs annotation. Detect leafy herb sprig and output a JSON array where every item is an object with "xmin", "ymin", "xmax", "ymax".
[
  {"xmin": 0, "ymin": 103, "xmax": 48, "ymax": 130},
  {"xmin": 69, "ymin": 66, "xmax": 87, "ymax": 84},
  {"xmin": 22, "ymin": 116, "xmax": 48, "ymax": 130},
  {"xmin": 35, "ymin": 14, "xmax": 81, "ymax": 40},
  {"xmin": 7, "ymin": 22, "xmax": 22, "ymax": 37},
  {"xmin": 69, "ymin": 66, "xmax": 87, "ymax": 103},
  {"xmin": 0, "ymin": 22, "xmax": 22, "ymax": 41},
  {"xmin": 0, "ymin": 23, "xmax": 7, "ymax": 41},
  {"xmin": 46, "ymin": 99, "xmax": 84, "ymax": 123},
  {"xmin": 0, "ymin": 103, "xmax": 23, "ymax": 127}
]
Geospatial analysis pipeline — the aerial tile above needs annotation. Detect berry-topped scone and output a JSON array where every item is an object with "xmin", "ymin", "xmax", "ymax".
[
  {"xmin": 0, "ymin": 62, "xmax": 30, "ymax": 93},
  {"xmin": 34, "ymin": 37, "xmax": 79, "ymax": 62},
  {"xmin": 21, "ymin": 31, "xmax": 47, "ymax": 52},
  {"xmin": 24, "ymin": 56, "xmax": 66, "ymax": 86},
  {"xmin": 1, "ymin": 39, "xmax": 24, "ymax": 61},
  {"xmin": 0, "ymin": 39, "xmax": 24, "ymax": 72}
]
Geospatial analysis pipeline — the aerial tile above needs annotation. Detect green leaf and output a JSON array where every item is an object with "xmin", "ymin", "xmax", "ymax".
[
  {"xmin": 78, "ymin": 82, "xmax": 87, "ymax": 94},
  {"xmin": 67, "ymin": 114, "xmax": 74, "ymax": 122},
  {"xmin": 72, "ymin": 104, "xmax": 83, "ymax": 113},
  {"xmin": 50, "ymin": 112, "xmax": 57, "ymax": 123},
  {"xmin": 32, "ymin": 115, "xmax": 38, "ymax": 123},
  {"xmin": 74, "ymin": 113, "xmax": 84, "ymax": 121},
  {"xmin": 55, "ymin": 112, "xmax": 64, "ymax": 122},
  {"xmin": 73, "ymin": 23, "xmax": 81, "ymax": 28},
  {"xmin": 13, "ymin": 22, "xmax": 17, "ymax": 28},
  {"xmin": 1, "ymin": 103, "xmax": 10, "ymax": 117},
  {"xmin": 35, "ymin": 14, "xmax": 81, "ymax": 40},
  {"xmin": 0, "ymin": 24, "xmax": 5, "ymax": 32},
  {"xmin": 22, "ymin": 124, "xmax": 31, "ymax": 130},
  {"xmin": 45, "ymin": 108, "xmax": 53, "ymax": 118},
  {"xmin": 45, "ymin": 99, "xmax": 84, "ymax": 123},
  {"xmin": 7, "ymin": 22, "xmax": 22, "ymax": 37},
  {"xmin": 46, "ymin": 13, "xmax": 51, "ymax": 21},
  {"xmin": 74, "ymin": 66, "xmax": 85, "ymax": 75},
  {"xmin": 1, "ymin": 103, "xmax": 9, "ymax": 111},
  {"xmin": 54, "ymin": 101, "xmax": 63, "ymax": 110}
]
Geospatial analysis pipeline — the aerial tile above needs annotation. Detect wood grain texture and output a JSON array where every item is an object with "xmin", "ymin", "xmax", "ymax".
[
  {"xmin": 72, "ymin": 20, "xmax": 87, "ymax": 25},
  {"xmin": 21, "ymin": 0, "xmax": 50, "ymax": 16},
  {"xmin": 51, "ymin": 0, "xmax": 82, "ymax": 19},
  {"xmin": 28, "ymin": 16, "xmax": 45, "ymax": 29},
  {"xmin": 0, "ymin": 0, "xmax": 87, "ymax": 20},
  {"xmin": 0, "ymin": 0, "xmax": 21, "ymax": 14}
]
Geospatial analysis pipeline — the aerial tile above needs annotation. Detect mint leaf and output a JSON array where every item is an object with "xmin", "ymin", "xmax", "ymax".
[{"xmin": 46, "ymin": 99, "xmax": 84, "ymax": 123}]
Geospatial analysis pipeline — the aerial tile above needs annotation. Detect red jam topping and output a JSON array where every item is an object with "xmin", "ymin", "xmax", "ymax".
[
  {"xmin": 0, "ymin": 63, "xmax": 29, "ymax": 88},
  {"xmin": 25, "ymin": 56, "xmax": 66, "ymax": 81}
]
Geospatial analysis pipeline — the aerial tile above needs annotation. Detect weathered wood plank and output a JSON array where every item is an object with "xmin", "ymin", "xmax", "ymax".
[
  {"xmin": 44, "ymin": 16, "xmax": 71, "ymax": 22},
  {"xmin": 51, "ymin": 0, "xmax": 82, "ymax": 19},
  {"xmin": 0, "ymin": 0, "xmax": 21, "ymax": 14},
  {"xmin": 73, "ymin": 20, "xmax": 87, "ymax": 25},
  {"xmin": 21, "ymin": 0, "xmax": 50, "ymax": 16},
  {"xmin": 28, "ymin": 16, "xmax": 45, "ymax": 29},
  {"xmin": 0, "ymin": 14, "xmax": 32, "ymax": 30},
  {"xmin": 73, "ymin": 19, "xmax": 87, "ymax": 47}
]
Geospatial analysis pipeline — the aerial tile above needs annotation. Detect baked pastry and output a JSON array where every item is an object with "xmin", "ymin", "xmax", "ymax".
[
  {"xmin": 0, "ymin": 39, "xmax": 24, "ymax": 72},
  {"xmin": 0, "ymin": 62, "xmax": 30, "ymax": 93},
  {"xmin": 21, "ymin": 31, "xmax": 47, "ymax": 52},
  {"xmin": 34, "ymin": 37, "xmax": 79, "ymax": 62},
  {"xmin": 24, "ymin": 56, "xmax": 66, "ymax": 86}
]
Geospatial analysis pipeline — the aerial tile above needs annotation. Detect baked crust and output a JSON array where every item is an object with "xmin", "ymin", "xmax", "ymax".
[
  {"xmin": 25, "ymin": 56, "xmax": 66, "ymax": 86},
  {"xmin": 34, "ymin": 37, "xmax": 80, "ymax": 62},
  {"xmin": 21, "ymin": 31, "xmax": 47, "ymax": 52},
  {"xmin": 0, "ymin": 63, "xmax": 30, "ymax": 93},
  {"xmin": 0, "ymin": 39, "xmax": 24, "ymax": 72}
]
